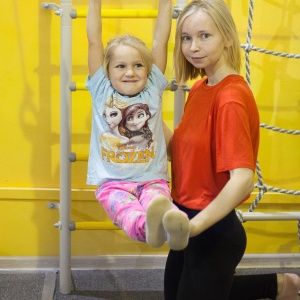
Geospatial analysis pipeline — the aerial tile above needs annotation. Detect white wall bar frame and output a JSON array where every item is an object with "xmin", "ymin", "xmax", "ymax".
[
  {"xmin": 42, "ymin": 1, "xmax": 73, "ymax": 294},
  {"xmin": 173, "ymin": 0, "xmax": 188, "ymax": 127}
]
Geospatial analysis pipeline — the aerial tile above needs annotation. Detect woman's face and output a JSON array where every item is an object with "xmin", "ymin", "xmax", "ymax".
[
  {"xmin": 181, "ymin": 9, "xmax": 227, "ymax": 76},
  {"xmin": 125, "ymin": 108, "xmax": 149, "ymax": 131},
  {"xmin": 102, "ymin": 106, "xmax": 122, "ymax": 129}
]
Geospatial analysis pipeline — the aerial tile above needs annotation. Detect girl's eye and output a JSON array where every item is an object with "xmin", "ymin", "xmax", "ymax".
[
  {"xmin": 116, "ymin": 64, "xmax": 125, "ymax": 69},
  {"xmin": 135, "ymin": 63, "xmax": 144, "ymax": 68},
  {"xmin": 201, "ymin": 33, "xmax": 209, "ymax": 39}
]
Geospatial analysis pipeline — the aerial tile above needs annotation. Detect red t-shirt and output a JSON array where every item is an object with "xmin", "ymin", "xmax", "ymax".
[{"xmin": 171, "ymin": 75, "xmax": 260, "ymax": 210}]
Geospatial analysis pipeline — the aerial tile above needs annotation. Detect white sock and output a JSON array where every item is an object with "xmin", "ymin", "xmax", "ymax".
[
  {"xmin": 162, "ymin": 210, "xmax": 190, "ymax": 251},
  {"xmin": 146, "ymin": 196, "xmax": 172, "ymax": 248}
]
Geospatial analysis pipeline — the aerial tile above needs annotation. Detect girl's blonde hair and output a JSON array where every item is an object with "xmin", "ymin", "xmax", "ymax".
[
  {"xmin": 174, "ymin": 0, "xmax": 241, "ymax": 84},
  {"xmin": 103, "ymin": 34, "xmax": 153, "ymax": 77}
]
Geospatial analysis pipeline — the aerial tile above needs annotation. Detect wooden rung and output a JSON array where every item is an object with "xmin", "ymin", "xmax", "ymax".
[
  {"xmin": 70, "ymin": 221, "xmax": 120, "ymax": 231},
  {"xmin": 70, "ymin": 9, "xmax": 158, "ymax": 19}
]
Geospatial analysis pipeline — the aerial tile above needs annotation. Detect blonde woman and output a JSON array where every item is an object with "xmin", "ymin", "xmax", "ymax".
[{"xmin": 163, "ymin": 0, "xmax": 300, "ymax": 299}]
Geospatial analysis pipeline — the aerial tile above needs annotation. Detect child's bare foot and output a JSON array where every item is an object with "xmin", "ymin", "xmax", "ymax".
[{"xmin": 276, "ymin": 273, "xmax": 300, "ymax": 300}]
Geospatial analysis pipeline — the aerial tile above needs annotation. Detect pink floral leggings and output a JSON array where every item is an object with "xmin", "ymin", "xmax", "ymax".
[{"xmin": 95, "ymin": 179, "xmax": 178, "ymax": 242}]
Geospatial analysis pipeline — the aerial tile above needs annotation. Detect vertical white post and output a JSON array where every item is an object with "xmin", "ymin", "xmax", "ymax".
[
  {"xmin": 174, "ymin": 89, "xmax": 185, "ymax": 127},
  {"xmin": 59, "ymin": 0, "xmax": 72, "ymax": 294},
  {"xmin": 174, "ymin": 0, "xmax": 188, "ymax": 127}
]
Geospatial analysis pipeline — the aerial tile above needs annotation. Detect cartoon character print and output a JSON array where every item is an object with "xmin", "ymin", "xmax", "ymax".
[
  {"xmin": 119, "ymin": 103, "xmax": 153, "ymax": 150},
  {"xmin": 101, "ymin": 96, "xmax": 154, "ymax": 151},
  {"xmin": 100, "ymin": 96, "xmax": 129, "ymax": 150}
]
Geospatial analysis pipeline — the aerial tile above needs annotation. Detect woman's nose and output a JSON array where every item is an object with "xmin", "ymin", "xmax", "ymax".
[{"xmin": 190, "ymin": 40, "xmax": 200, "ymax": 52}]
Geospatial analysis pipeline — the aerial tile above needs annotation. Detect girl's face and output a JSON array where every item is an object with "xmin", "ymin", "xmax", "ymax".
[
  {"xmin": 108, "ymin": 45, "xmax": 148, "ymax": 96},
  {"xmin": 125, "ymin": 108, "xmax": 149, "ymax": 131},
  {"xmin": 102, "ymin": 106, "xmax": 122, "ymax": 129},
  {"xmin": 181, "ymin": 9, "xmax": 228, "ymax": 76}
]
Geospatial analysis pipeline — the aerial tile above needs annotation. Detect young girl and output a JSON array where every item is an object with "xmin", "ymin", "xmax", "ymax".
[
  {"xmin": 85, "ymin": 0, "xmax": 189, "ymax": 251},
  {"xmin": 162, "ymin": 0, "xmax": 300, "ymax": 299}
]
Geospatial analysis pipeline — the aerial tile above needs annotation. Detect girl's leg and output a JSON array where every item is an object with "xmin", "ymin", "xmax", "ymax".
[
  {"xmin": 137, "ymin": 180, "xmax": 173, "ymax": 248},
  {"xmin": 138, "ymin": 180, "xmax": 189, "ymax": 249},
  {"xmin": 137, "ymin": 180, "xmax": 172, "ymax": 210},
  {"xmin": 95, "ymin": 182, "xmax": 146, "ymax": 242}
]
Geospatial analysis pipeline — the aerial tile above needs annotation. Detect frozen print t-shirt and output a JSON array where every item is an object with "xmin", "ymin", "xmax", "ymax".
[{"xmin": 85, "ymin": 64, "xmax": 169, "ymax": 186}]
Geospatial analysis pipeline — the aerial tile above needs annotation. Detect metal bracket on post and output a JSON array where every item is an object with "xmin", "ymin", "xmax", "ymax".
[
  {"xmin": 172, "ymin": 5, "xmax": 182, "ymax": 19},
  {"xmin": 41, "ymin": 3, "xmax": 62, "ymax": 16},
  {"xmin": 48, "ymin": 202, "xmax": 60, "ymax": 210},
  {"xmin": 54, "ymin": 221, "xmax": 62, "ymax": 230}
]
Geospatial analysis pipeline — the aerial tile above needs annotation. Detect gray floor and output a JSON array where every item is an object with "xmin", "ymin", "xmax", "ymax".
[
  {"xmin": 0, "ymin": 268, "xmax": 299, "ymax": 300},
  {"xmin": 55, "ymin": 269, "xmax": 165, "ymax": 300}
]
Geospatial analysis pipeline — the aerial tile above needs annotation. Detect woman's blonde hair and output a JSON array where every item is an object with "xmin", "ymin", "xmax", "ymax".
[
  {"xmin": 103, "ymin": 34, "xmax": 153, "ymax": 77},
  {"xmin": 174, "ymin": 0, "xmax": 241, "ymax": 84}
]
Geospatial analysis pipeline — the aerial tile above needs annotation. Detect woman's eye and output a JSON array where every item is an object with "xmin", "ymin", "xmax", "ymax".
[
  {"xmin": 182, "ymin": 36, "xmax": 191, "ymax": 41},
  {"xmin": 201, "ymin": 33, "xmax": 209, "ymax": 39}
]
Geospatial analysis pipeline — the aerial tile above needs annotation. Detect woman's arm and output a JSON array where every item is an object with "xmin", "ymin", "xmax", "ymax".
[
  {"xmin": 152, "ymin": 0, "xmax": 172, "ymax": 73},
  {"xmin": 87, "ymin": 0, "xmax": 104, "ymax": 78},
  {"xmin": 189, "ymin": 168, "xmax": 254, "ymax": 237}
]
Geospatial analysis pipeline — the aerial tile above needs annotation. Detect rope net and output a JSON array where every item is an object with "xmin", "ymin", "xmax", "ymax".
[
  {"xmin": 234, "ymin": 0, "xmax": 300, "ymax": 247},
  {"xmin": 241, "ymin": 0, "xmax": 299, "ymax": 214}
]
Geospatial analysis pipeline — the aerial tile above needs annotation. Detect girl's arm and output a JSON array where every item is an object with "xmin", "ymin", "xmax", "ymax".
[
  {"xmin": 152, "ymin": 0, "xmax": 172, "ymax": 73},
  {"xmin": 87, "ymin": 0, "xmax": 104, "ymax": 78},
  {"xmin": 189, "ymin": 168, "xmax": 254, "ymax": 237}
]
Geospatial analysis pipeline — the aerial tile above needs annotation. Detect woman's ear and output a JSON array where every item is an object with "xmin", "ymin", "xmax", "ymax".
[{"xmin": 224, "ymin": 36, "xmax": 233, "ymax": 48}]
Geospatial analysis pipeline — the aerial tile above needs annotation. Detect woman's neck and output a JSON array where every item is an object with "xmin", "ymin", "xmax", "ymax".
[{"xmin": 205, "ymin": 65, "xmax": 237, "ymax": 86}]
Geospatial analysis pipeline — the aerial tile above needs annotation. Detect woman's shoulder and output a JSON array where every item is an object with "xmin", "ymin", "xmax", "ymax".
[
  {"xmin": 189, "ymin": 77, "xmax": 207, "ymax": 94},
  {"xmin": 217, "ymin": 75, "xmax": 256, "ymax": 107}
]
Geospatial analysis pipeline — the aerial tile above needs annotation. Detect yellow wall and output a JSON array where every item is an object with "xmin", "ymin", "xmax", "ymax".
[{"xmin": 0, "ymin": 0, "xmax": 299, "ymax": 256}]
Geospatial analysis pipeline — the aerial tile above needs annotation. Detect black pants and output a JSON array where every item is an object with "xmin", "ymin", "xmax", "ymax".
[{"xmin": 164, "ymin": 203, "xmax": 277, "ymax": 300}]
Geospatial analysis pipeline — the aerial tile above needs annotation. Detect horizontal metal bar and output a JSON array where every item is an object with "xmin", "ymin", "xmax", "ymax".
[
  {"xmin": 241, "ymin": 212, "xmax": 300, "ymax": 221},
  {"xmin": 69, "ymin": 152, "xmax": 88, "ymax": 162},
  {"xmin": 71, "ymin": 221, "xmax": 120, "ymax": 231}
]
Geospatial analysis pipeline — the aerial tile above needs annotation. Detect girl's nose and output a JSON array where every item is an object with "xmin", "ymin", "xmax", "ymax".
[{"xmin": 125, "ymin": 69, "xmax": 134, "ymax": 76}]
